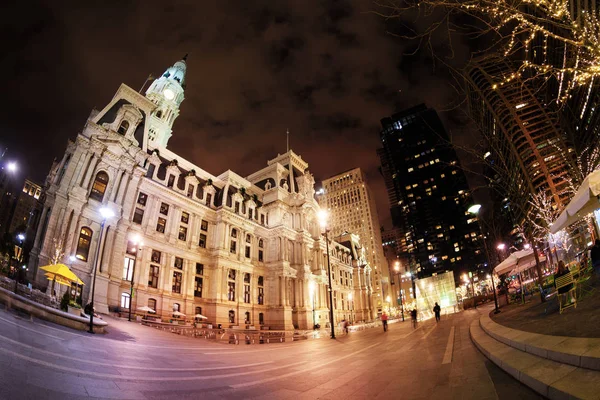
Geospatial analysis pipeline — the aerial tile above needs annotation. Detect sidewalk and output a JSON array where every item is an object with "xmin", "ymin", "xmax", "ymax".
[{"xmin": 491, "ymin": 278, "xmax": 600, "ymax": 338}]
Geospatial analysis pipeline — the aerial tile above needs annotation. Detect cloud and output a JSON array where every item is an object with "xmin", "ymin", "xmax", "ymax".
[{"xmin": 0, "ymin": 0, "xmax": 474, "ymax": 229}]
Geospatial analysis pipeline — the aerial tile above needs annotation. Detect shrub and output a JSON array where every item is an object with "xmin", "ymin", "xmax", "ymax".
[
  {"xmin": 68, "ymin": 300, "xmax": 81, "ymax": 309},
  {"xmin": 60, "ymin": 291, "xmax": 71, "ymax": 311}
]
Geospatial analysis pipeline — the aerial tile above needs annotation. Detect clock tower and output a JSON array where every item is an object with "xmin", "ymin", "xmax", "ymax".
[{"xmin": 145, "ymin": 55, "xmax": 187, "ymax": 148}]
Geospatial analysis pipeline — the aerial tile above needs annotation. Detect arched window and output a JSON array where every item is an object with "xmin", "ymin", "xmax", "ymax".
[
  {"xmin": 120, "ymin": 292, "xmax": 130, "ymax": 309},
  {"xmin": 229, "ymin": 310, "xmax": 235, "ymax": 324},
  {"xmin": 245, "ymin": 311, "xmax": 251, "ymax": 324},
  {"xmin": 117, "ymin": 120, "xmax": 130, "ymax": 134},
  {"xmin": 156, "ymin": 110, "xmax": 162, "ymax": 119},
  {"xmin": 148, "ymin": 298, "xmax": 157, "ymax": 312},
  {"xmin": 89, "ymin": 171, "xmax": 109, "ymax": 202},
  {"xmin": 76, "ymin": 227, "xmax": 93, "ymax": 261}
]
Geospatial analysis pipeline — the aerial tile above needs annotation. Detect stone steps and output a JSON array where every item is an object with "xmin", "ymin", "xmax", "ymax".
[
  {"xmin": 470, "ymin": 319, "xmax": 600, "ymax": 399},
  {"xmin": 479, "ymin": 313, "xmax": 600, "ymax": 370}
]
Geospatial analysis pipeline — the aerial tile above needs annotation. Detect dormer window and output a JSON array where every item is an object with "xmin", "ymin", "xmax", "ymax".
[
  {"xmin": 156, "ymin": 110, "xmax": 162, "ymax": 119},
  {"xmin": 117, "ymin": 120, "xmax": 129, "ymax": 135}
]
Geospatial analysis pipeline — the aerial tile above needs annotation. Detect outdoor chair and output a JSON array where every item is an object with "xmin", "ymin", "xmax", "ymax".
[
  {"xmin": 574, "ymin": 267, "xmax": 595, "ymax": 299},
  {"xmin": 555, "ymin": 274, "xmax": 577, "ymax": 314},
  {"xmin": 570, "ymin": 264, "xmax": 581, "ymax": 281}
]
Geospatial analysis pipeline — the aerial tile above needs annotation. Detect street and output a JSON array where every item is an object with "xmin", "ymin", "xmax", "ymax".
[{"xmin": 0, "ymin": 304, "xmax": 542, "ymax": 399}]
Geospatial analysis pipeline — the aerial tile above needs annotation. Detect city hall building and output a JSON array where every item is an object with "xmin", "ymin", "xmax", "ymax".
[{"xmin": 28, "ymin": 57, "xmax": 375, "ymax": 330}]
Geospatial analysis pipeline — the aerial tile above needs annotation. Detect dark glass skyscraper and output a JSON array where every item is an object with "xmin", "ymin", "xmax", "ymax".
[{"xmin": 377, "ymin": 104, "xmax": 483, "ymax": 282}]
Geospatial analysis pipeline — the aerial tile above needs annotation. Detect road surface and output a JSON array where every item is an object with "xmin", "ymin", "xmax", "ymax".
[{"xmin": 0, "ymin": 304, "xmax": 542, "ymax": 399}]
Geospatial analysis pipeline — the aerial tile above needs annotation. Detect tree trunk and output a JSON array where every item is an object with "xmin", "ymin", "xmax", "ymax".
[{"xmin": 528, "ymin": 234, "xmax": 546, "ymax": 303}]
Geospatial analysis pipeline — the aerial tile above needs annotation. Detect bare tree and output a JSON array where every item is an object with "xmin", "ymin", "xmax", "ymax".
[
  {"xmin": 49, "ymin": 238, "xmax": 65, "ymax": 266},
  {"xmin": 375, "ymin": 0, "xmax": 600, "ymax": 103}
]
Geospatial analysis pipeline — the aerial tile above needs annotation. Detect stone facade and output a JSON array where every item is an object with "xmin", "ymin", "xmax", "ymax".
[
  {"xmin": 317, "ymin": 168, "xmax": 391, "ymax": 317},
  {"xmin": 28, "ymin": 57, "xmax": 373, "ymax": 330}
]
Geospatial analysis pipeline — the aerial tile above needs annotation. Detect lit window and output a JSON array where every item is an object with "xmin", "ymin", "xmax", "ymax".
[
  {"xmin": 76, "ymin": 227, "xmax": 92, "ymax": 261},
  {"xmin": 123, "ymin": 257, "xmax": 135, "ymax": 281},
  {"xmin": 89, "ymin": 172, "xmax": 109, "ymax": 202},
  {"xmin": 120, "ymin": 292, "xmax": 131, "ymax": 308}
]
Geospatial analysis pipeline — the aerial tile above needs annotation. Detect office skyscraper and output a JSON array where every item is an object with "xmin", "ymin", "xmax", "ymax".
[
  {"xmin": 318, "ymin": 168, "xmax": 391, "ymax": 314},
  {"xmin": 378, "ymin": 104, "xmax": 483, "ymax": 282},
  {"xmin": 465, "ymin": 56, "xmax": 575, "ymax": 223}
]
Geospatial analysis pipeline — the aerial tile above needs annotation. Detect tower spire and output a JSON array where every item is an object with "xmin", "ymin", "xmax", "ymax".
[{"xmin": 144, "ymin": 57, "xmax": 188, "ymax": 149}]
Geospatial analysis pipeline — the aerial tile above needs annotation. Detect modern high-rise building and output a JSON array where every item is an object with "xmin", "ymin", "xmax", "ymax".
[
  {"xmin": 377, "ymin": 104, "xmax": 484, "ymax": 282},
  {"xmin": 317, "ymin": 168, "xmax": 390, "ymax": 314},
  {"xmin": 465, "ymin": 56, "xmax": 575, "ymax": 224},
  {"xmin": 28, "ymin": 57, "xmax": 375, "ymax": 330}
]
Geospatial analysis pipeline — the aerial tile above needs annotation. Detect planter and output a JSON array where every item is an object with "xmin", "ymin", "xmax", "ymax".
[{"xmin": 67, "ymin": 305, "xmax": 82, "ymax": 316}]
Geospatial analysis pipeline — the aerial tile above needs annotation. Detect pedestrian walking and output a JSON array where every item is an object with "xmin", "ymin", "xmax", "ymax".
[
  {"xmin": 433, "ymin": 302, "xmax": 441, "ymax": 322},
  {"xmin": 381, "ymin": 312, "xmax": 388, "ymax": 332},
  {"xmin": 410, "ymin": 308, "xmax": 417, "ymax": 329},
  {"xmin": 340, "ymin": 319, "xmax": 349, "ymax": 335}
]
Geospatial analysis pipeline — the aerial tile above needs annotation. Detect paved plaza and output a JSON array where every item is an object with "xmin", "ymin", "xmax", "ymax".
[
  {"xmin": 0, "ymin": 304, "xmax": 541, "ymax": 400},
  {"xmin": 491, "ymin": 278, "xmax": 600, "ymax": 338}
]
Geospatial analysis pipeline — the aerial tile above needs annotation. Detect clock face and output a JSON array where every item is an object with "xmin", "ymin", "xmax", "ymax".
[{"xmin": 163, "ymin": 88, "xmax": 175, "ymax": 100}]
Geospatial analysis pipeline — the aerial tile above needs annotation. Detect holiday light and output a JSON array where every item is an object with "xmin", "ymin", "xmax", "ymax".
[{"xmin": 379, "ymin": 0, "xmax": 600, "ymax": 103}]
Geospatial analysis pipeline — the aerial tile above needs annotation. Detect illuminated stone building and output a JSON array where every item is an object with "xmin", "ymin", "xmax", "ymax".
[
  {"xmin": 317, "ymin": 168, "xmax": 389, "ymax": 315},
  {"xmin": 28, "ymin": 57, "xmax": 373, "ymax": 330},
  {"xmin": 377, "ymin": 104, "xmax": 484, "ymax": 283}
]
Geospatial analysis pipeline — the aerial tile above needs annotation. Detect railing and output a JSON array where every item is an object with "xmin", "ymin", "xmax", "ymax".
[{"xmin": 140, "ymin": 320, "xmax": 307, "ymax": 344}]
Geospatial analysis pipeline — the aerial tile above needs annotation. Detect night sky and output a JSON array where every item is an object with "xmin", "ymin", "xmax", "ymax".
[{"xmin": 0, "ymin": 0, "xmax": 476, "ymax": 228}]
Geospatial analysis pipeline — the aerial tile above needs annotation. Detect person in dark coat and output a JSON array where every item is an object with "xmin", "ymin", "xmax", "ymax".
[
  {"xmin": 410, "ymin": 308, "xmax": 417, "ymax": 329},
  {"xmin": 591, "ymin": 239, "xmax": 600, "ymax": 274},
  {"xmin": 554, "ymin": 260, "xmax": 573, "ymax": 294},
  {"xmin": 433, "ymin": 302, "xmax": 441, "ymax": 322}
]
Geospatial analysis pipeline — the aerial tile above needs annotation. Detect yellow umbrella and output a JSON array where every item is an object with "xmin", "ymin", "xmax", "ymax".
[
  {"xmin": 44, "ymin": 273, "xmax": 71, "ymax": 287},
  {"xmin": 44, "ymin": 273, "xmax": 84, "ymax": 286},
  {"xmin": 40, "ymin": 264, "xmax": 80, "ymax": 283},
  {"xmin": 41, "ymin": 263, "xmax": 84, "ymax": 295}
]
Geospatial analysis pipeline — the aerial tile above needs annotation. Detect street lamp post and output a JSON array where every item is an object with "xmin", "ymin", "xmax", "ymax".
[
  {"xmin": 469, "ymin": 271, "xmax": 476, "ymax": 309},
  {"xmin": 128, "ymin": 236, "xmax": 143, "ymax": 322},
  {"xmin": 468, "ymin": 204, "xmax": 500, "ymax": 314},
  {"xmin": 394, "ymin": 262, "xmax": 405, "ymax": 321},
  {"xmin": 348, "ymin": 292, "xmax": 353, "ymax": 324},
  {"xmin": 309, "ymin": 281, "xmax": 316, "ymax": 329},
  {"xmin": 14, "ymin": 233, "xmax": 25, "ymax": 293},
  {"xmin": 88, "ymin": 207, "xmax": 114, "ymax": 334},
  {"xmin": 318, "ymin": 210, "xmax": 336, "ymax": 340}
]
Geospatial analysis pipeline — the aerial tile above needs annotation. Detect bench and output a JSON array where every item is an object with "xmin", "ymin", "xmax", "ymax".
[{"xmin": 555, "ymin": 274, "xmax": 576, "ymax": 314}]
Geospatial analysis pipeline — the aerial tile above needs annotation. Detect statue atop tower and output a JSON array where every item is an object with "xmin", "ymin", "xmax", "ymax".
[{"xmin": 145, "ymin": 55, "xmax": 187, "ymax": 149}]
